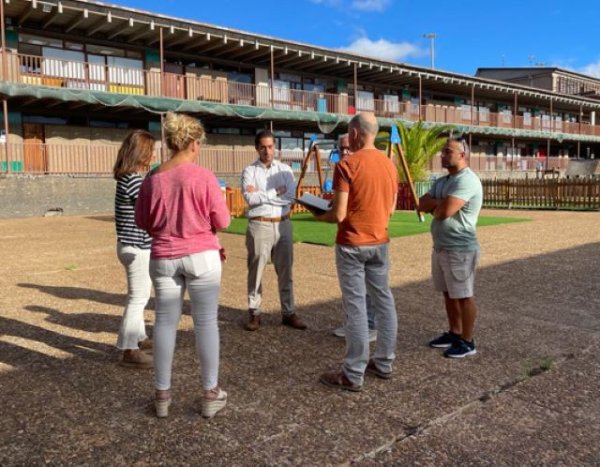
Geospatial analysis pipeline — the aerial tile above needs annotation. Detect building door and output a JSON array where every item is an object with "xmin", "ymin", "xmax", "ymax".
[{"xmin": 23, "ymin": 123, "xmax": 46, "ymax": 173}]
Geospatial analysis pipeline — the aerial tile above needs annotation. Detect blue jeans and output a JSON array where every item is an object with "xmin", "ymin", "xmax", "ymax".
[{"xmin": 335, "ymin": 243, "xmax": 397, "ymax": 386}]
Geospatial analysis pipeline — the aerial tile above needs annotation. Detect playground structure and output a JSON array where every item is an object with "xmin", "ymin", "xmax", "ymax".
[{"xmin": 295, "ymin": 129, "xmax": 425, "ymax": 221}]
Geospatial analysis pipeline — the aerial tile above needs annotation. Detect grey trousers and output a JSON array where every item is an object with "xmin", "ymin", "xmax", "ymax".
[
  {"xmin": 336, "ymin": 243, "xmax": 397, "ymax": 386},
  {"xmin": 246, "ymin": 219, "xmax": 294, "ymax": 316}
]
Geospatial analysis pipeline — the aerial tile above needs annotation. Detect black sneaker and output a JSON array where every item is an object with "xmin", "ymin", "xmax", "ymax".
[
  {"xmin": 444, "ymin": 339, "xmax": 476, "ymax": 358},
  {"xmin": 428, "ymin": 331, "xmax": 459, "ymax": 348}
]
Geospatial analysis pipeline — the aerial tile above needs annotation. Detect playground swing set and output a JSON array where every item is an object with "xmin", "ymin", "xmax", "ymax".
[{"xmin": 295, "ymin": 127, "xmax": 425, "ymax": 221}]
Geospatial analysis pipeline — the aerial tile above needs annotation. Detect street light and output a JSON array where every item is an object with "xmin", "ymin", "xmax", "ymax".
[{"xmin": 423, "ymin": 33, "xmax": 437, "ymax": 69}]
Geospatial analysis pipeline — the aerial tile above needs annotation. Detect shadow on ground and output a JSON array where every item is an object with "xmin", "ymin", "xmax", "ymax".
[{"xmin": 1, "ymin": 243, "xmax": 599, "ymax": 464}]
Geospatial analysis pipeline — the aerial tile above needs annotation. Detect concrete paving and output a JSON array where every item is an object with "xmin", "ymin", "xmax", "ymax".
[{"xmin": 0, "ymin": 210, "xmax": 598, "ymax": 465}]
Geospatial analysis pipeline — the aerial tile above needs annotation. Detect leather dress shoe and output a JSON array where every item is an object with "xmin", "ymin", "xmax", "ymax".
[
  {"xmin": 319, "ymin": 371, "xmax": 362, "ymax": 392},
  {"xmin": 282, "ymin": 313, "xmax": 307, "ymax": 330},
  {"xmin": 245, "ymin": 312, "xmax": 261, "ymax": 331},
  {"xmin": 366, "ymin": 359, "xmax": 392, "ymax": 379}
]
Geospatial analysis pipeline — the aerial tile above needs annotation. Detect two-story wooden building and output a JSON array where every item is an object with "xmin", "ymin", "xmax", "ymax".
[{"xmin": 1, "ymin": 0, "xmax": 600, "ymax": 179}]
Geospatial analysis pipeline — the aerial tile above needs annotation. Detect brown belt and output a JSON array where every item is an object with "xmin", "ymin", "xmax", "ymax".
[{"xmin": 250, "ymin": 214, "xmax": 290, "ymax": 223}]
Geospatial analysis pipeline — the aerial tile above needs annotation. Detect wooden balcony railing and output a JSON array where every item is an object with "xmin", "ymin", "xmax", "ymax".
[
  {"xmin": 0, "ymin": 141, "xmax": 577, "ymax": 177},
  {"xmin": 2, "ymin": 51, "xmax": 600, "ymax": 137}
]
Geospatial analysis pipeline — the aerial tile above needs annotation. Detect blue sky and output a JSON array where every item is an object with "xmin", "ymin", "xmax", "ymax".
[{"xmin": 114, "ymin": 0, "xmax": 600, "ymax": 77}]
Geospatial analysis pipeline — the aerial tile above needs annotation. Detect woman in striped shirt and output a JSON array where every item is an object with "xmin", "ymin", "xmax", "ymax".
[{"xmin": 113, "ymin": 129, "xmax": 156, "ymax": 369}]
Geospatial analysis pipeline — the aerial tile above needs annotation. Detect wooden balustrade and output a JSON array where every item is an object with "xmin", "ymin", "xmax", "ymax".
[
  {"xmin": 0, "ymin": 141, "xmax": 580, "ymax": 177},
  {"xmin": 2, "ymin": 51, "xmax": 600, "ymax": 138},
  {"xmin": 0, "ymin": 143, "xmax": 328, "ymax": 176}
]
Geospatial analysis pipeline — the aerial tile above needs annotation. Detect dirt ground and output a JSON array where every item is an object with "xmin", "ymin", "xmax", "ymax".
[{"xmin": 0, "ymin": 209, "xmax": 598, "ymax": 465}]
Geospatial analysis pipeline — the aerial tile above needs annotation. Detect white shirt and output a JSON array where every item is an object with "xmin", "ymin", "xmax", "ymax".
[{"xmin": 241, "ymin": 159, "xmax": 295, "ymax": 218}]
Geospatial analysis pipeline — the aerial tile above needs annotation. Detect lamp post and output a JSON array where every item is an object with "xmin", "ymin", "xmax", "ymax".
[{"xmin": 423, "ymin": 33, "xmax": 437, "ymax": 69}]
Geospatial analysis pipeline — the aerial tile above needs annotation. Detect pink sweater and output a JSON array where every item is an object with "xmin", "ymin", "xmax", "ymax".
[{"xmin": 135, "ymin": 162, "xmax": 231, "ymax": 259}]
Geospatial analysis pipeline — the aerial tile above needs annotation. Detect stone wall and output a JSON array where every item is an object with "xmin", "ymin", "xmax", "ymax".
[
  {"xmin": 0, "ymin": 173, "xmax": 323, "ymax": 219},
  {"xmin": 0, "ymin": 175, "xmax": 116, "ymax": 218}
]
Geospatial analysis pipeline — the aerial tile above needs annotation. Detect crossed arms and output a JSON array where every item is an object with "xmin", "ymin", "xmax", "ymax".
[
  {"xmin": 241, "ymin": 167, "xmax": 295, "ymax": 207},
  {"xmin": 418, "ymin": 193, "xmax": 465, "ymax": 220}
]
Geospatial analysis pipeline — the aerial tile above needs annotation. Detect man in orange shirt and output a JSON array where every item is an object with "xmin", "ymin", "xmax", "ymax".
[
  {"xmin": 314, "ymin": 112, "xmax": 398, "ymax": 391},
  {"xmin": 331, "ymin": 133, "xmax": 377, "ymax": 343}
]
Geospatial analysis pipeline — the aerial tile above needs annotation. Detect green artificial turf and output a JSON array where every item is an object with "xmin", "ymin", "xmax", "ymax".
[{"xmin": 225, "ymin": 212, "xmax": 529, "ymax": 246}]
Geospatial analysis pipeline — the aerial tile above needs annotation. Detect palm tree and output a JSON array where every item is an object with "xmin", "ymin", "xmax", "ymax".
[{"xmin": 376, "ymin": 121, "xmax": 454, "ymax": 182}]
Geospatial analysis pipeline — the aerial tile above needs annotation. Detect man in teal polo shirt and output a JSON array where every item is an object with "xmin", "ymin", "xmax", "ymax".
[{"xmin": 418, "ymin": 137, "xmax": 483, "ymax": 358}]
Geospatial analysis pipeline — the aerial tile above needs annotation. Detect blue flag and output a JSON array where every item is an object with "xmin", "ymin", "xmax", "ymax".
[{"xmin": 391, "ymin": 126, "xmax": 401, "ymax": 144}]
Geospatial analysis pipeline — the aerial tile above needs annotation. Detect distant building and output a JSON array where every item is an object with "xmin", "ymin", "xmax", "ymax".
[{"xmin": 476, "ymin": 67, "xmax": 600, "ymax": 100}]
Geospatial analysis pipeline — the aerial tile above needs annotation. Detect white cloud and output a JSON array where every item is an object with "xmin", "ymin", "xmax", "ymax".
[
  {"xmin": 309, "ymin": 0, "xmax": 341, "ymax": 5},
  {"xmin": 351, "ymin": 0, "xmax": 391, "ymax": 11},
  {"xmin": 580, "ymin": 60, "xmax": 600, "ymax": 78},
  {"xmin": 309, "ymin": 0, "xmax": 390, "ymax": 11},
  {"xmin": 339, "ymin": 37, "xmax": 425, "ymax": 62}
]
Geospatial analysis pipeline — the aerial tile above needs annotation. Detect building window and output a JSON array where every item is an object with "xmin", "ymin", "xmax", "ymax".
[
  {"xmin": 65, "ymin": 42, "xmax": 84, "ymax": 51},
  {"xmin": 19, "ymin": 33, "xmax": 62, "ymax": 48},
  {"xmin": 86, "ymin": 44, "xmax": 125, "ymax": 57}
]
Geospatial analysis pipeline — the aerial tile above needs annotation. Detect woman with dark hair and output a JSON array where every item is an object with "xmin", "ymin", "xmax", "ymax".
[
  {"xmin": 136, "ymin": 112, "xmax": 231, "ymax": 419},
  {"xmin": 113, "ymin": 129, "xmax": 156, "ymax": 369}
]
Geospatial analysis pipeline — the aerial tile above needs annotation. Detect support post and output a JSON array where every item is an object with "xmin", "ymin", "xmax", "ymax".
[
  {"xmin": 353, "ymin": 62, "xmax": 358, "ymax": 111},
  {"xmin": 0, "ymin": 0, "xmax": 7, "ymax": 82},
  {"xmin": 511, "ymin": 136, "xmax": 515, "ymax": 171},
  {"xmin": 549, "ymin": 97, "xmax": 553, "ymax": 132},
  {"xmin": 160, "ymin": 113, "xmax": 166, "ymax": 163},
  {"xmin": 159, "ymin": 28, "xmax": 164, "ymax": 97},
  {"xmin": 471, "ymin": 85, "xmax": 475, "ymax": 126},
  {"xmin": 2, "ymin": 99, "xmax": 9, "ymax": 174},
  {"xmin": 418, "ymin": 75, "xmax": 423, "ymax": 121},
  {"xmin": 1, "ymin": 0, "xmax": 9, "ymax": 174},
  {"xmin": 513, "ymin": 92, "xmax": 518, "ymax": 129},
  {"xmin": 270, "ymin": 46, "xmax": 275, "ymax": 109}
]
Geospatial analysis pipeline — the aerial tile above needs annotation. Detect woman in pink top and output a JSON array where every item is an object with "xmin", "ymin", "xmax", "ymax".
[{"xmin": 135, "ymin": 112, "xmax": 231, "ymax": 419}]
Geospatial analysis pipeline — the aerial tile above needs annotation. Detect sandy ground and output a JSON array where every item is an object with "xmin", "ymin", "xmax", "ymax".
[{"xmin": 0, "ymin": 209, "xmax": 598, "ymax": 465}]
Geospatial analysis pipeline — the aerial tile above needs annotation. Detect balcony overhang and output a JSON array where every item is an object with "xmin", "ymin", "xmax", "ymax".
[
  {"xmin": 3, "ymin": 81, "xmax": 600, "ymax": 143},
  {"xmin": 0, "ymin": 81, "xmax": 352, "ymax": 133}
]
